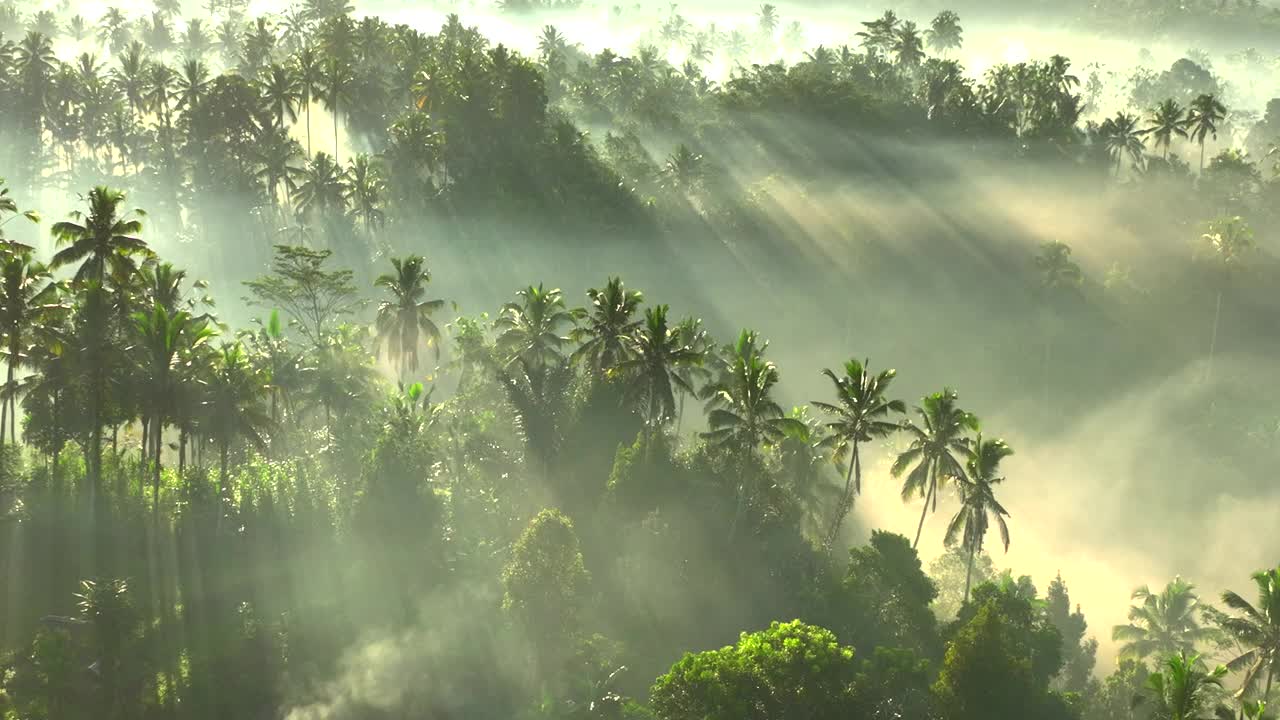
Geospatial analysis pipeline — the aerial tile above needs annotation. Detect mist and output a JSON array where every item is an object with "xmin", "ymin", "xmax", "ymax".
[{"xmin": 1, "ymin": 0, "xmax": 1279, "ymax": 718}]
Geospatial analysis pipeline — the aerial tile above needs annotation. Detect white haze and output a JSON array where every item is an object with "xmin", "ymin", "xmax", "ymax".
[{"xmin": 16, "ymin": 0, "xmax": 1280, "ymax": 678}]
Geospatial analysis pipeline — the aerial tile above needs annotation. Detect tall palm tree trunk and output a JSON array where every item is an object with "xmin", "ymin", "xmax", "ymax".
[
  {"xmin": 306, "ymin": 102, "xmax": 312, "ymax": 157},
  {"xmin": 964, "ymin": 541, "xmax": 976, "ymax": 604},
  {"xmin": 825, "ymin": 441, "xmax": 859, "ymax": 552},
  {"xmin": 333, "ymin": 99, "xmax": 340, "ymax": 163},
  {"xmin": 153, "ymin": 416, "xmax": 163, "ymax": 522},
  {"xmin": 140, "ymin": 416, "xmax": 150, "ymax": 497},
  {"xmin": 912, "ymin": 475, "xmax": 935, "ymax": 549},
  {"xmin": 1207, "ymin": 289, "xmax": 1222, "ymax": 382},
  {"xmin": 219, "ymin": 442, "xmax": 229, "ymax": 502},
  {"xmin": 1199, "ymin": 141, "xmax": 1206, "ymax": 174}
]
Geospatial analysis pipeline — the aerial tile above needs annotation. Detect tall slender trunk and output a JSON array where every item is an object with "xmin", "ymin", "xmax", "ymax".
[
  {"xmin": 178, "ymin": 428, "xmax": 186, "ymax": 478},
  {"xmin": 334, "ymin": 101, "xmax": 340, "ymax": 163},
  {"xmin": 306, "ymin": 102, "xmax": 312, "ymax": 157},
  {"xmin": 1206, "ymin": 289, "xmax": 1222, "ymax": 382},
  {"xmin": 140, "ymin": 416, "xmax": 150, "ymax": 497},
  {"xmin": 1, "ymin": 351, "xmax": 14, "ymax": 449},
  {"xmin": 1199, "ymin": 140, "xmax": 1206, "ymax": 174},
  {"xmin": 963, "ymin": 542, "xmax": 976, "ymax": 604},
  {"xmin": 153, "ymin": 416, "xmax": 163, "ymax": 523},
  {"xmin": 912, "ymin": 473, "xmax": 935, "ymax": 549},
  {"xmin": 219, "ymin": 442, "xmax": 229, "ymax": 502},
  {"xmin": 825, "ymin": 440, "xmax": 859, "ymax": 552}
]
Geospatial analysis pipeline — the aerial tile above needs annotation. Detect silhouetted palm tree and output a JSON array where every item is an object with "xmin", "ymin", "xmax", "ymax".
[
  {"xmin": 0, "ymin": 250, "xmax": 62, "ymax": 446},
  {"xmin": 893, "ymin": 21, "xmax": 925, "ymax": 69},
  {"xmin": 292, "ymin": 152, "xmax": 347, "ymax": 220},
  {"xmin": 571, "ymin": 276, "xmax": 643, "ymax": 377},
  {"xmin": 1114, "ymin": 577, "xmax": 1218, "ymax": 660},
  {"xmin": 1145, "ymin": 99, "xmax": 1189, "ymax": 160},
  {"xmin": 947, "ymin": 434, "xmax": 1013, "ymax": 603},
  {"xmin": 260, "ymin": 62, "xmax": 302, "ymax": 130},
  {"xmin": 50, "ymin": 187, "xmax": 151, "ymax": 285},
  {"xmin": 620, "ymin": 304, "xmax": 700, "ymax": 431},
  {"xmin": 374, "ymin": 255, "xmax": 445, "ymax": 382},
  {"xmin": 202, "ymin": 342, "xmax": 271, "ymax": 501},
  {"xmin": 1189, "ymin": 93, "xmax": 1228, "ymax": 173},
  {"xmin": 811, "ymin": 358, "xmax": 904, "ymax": 551},
  {"xmin": 1105, "ymin": 111, "xmax": 1147, "ymax": 175},
  {"xmin": 1200, "ymin": 216, "xmax": 1253, "ymax": 381},
  {"xmin": 926, "ymin": 10, "xmax": 963, "ymax": 54},
  {"xmin": 892, "ymin": 388, "xmax": 977, "ymax": 548},
  {"xmin": 1220, "ymin": 566, "xmax": 1280, "ymax": 700}
]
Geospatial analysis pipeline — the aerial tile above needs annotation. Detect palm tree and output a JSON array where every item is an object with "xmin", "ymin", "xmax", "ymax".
[
  {"xmin": 926, "ymin": 10, "xmax": 963, "ymax": 54},
  {"xmin": 1200, "ymin": 216, "xmax": 1254, "ymax": 381},
  {"xmin": 180, "ymin": 19, "xmax": 212, "ymax": 61},
  {"xmin": 0, "ymin": 180, "xmax": 40, "ymax": 241},
  {"xmin": 1106, "ymin": 111, "xmax": 1147, "ymax": 175},
  {"xmin": 1114, "ymin": 577, "xmax": 1219, "ymax": 661},
  {"xmin": 570, "ymin": 276, "xmax": 643, "ymax": 377},
  {"xmin": 619, "ymin": 304, "xmax": 700, "ymax": 432},
  {"xmin": 493, "ymin": 285, "xmax": 578, "ymax": 469},
  {"xmin": 811, "ymin": 358, "xmax": 905, "ymax": 552},
  {"xmin": 892, "ymin": 388, "xmax": 978, "ymax": 549},
  {"xmin": 344, "ymin": 154, "xmax": 386, "ymax": 234},
  {"xmin": 253, "ymin": 125, "xmax": 304, "ymax": 206},
  {"xmin": 113, "ymin": 42, "xmax": 150, "ymax": 120},
  {"xmin": 96, "ymin": 8, "xmax": 131, "ymax": 55},
  {"xmin": 1220, "ymin": 567, "xmax": 1280, "ymax": 700},
  {"xmin": 946, "ymin": 434, "xmax": 1013, "ymax": 604},
  {"xmin": 856, "ymin": 10, "xmax": 899, "ymax": 57},
  {"xmin": 702, "ymin": 330, "xmax": 803, "ymax": 536},
  {"xmin": 175, "ymin": 58, "xmax": 211, "ymax": 117},
  {"xmin": 0, "ymin": 250, "xmax": 62, "ymax": 447},
  {"xmin": 494, "ymin": 284, "xmax": 578, "ymax": 376},
  {"xmin": 133, "ymin": 306, "xmax": 215, "ymax": 516},
  {"xmin": 670, "ymin": 316, "xmax": 711, "ymax": 432},
  {"xmin": 893, "ymin": 21, "xmax": 925, "ymax": 70},
  {"xmin": 757, "ymin": 4, "xmax": 778, "ymax": 36},
  {"xmin": 374, "ymin": 255, "xmax": 445, "ymax": 382},
  {"xmin": 145, "ymin": 62, "xmax": 177, "ymax": 136},
  {"xmin": 260, "ymin": 62, "xmax": 302, "ymax": 130},
  {"xmin": 202, "ymin": 342, "xmax": 271, "ymax": 501},
  {"xmin": 1145, "ymin": 99, "xmax": 1189, "ymax": 160},
  {"xmin": 320, "ymin": 57, "xmax": 354, "ymax": 163},
  {"xmin": 1188, "ymin": 93, "xmax": 1228, "ymax": 173},
  {"xmin": 1142, "ymin": 653, "xmax": 1228, "ymax": 720},
  {"xmin": 293, "ymin": 46, "xmax": 322, "ymax": 157},
  {"xmin": 50, "ymin": 187, "xmax": 151, "ymax": 285},
  {"xmin": 291, "ymin": 152, "xmax": 347, "ymax": 220}
]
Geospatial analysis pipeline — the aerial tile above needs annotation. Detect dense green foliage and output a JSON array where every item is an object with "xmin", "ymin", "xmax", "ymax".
[{"xmin": 0, "ymin": 0, "xmax": 1276, "ymax": 719}]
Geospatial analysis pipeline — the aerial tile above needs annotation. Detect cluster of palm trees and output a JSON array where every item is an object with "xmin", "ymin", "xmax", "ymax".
[
  {"xmin": 450, "ymin": 273, "xmax": 1015, "ymax": 591},
  {"xmin": 0, "ymin": 183, "xmax": 449, "ymax": 513},
  {"xmin": 1101, "ymin": 93, "xmax": 1230, "ymax": 174},
  {"xmin": 1112, "ymin": 570, "xmax": 1280, "ymax": 716}
]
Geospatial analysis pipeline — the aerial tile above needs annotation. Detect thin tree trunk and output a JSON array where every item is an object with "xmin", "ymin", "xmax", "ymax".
[
  {"xmin": 1, "ymin": 355, "xmax": 13, "ymax": 449},
  {"xmin": 140, "ymin": 416, "xmax": 150, "ymax": 497},
  {"xmin": 334, "ymin": 99, "xmax": 340, "ymax": 163},
  {"xmin": 912, "ymin": 476, "xmax": 934, "ymax": 549},
  {"xmin": 964, "ymin": 542, "xmax": 976, "ymax": 604},
  {"xmin": 153, "ymin": 416, "xmax": 162, "ymax": 523},
  {"xmin": 220, "ymin": 443, "xmax": 229, "ymax": 502},
  {"xmin": 1200, "ymin": 141, "xmax": 1206, "ymax": 173},
  {"xmin": 306, "ymin": 102, "xmax": 312, "ymax": 157},
  {"xmin": 1207, "ymin": 289, "xmax": 1222, "ymax": 382},
  {"xmin": 825, "ymin": 440, "xmax": 859, "ymax": 552}
]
